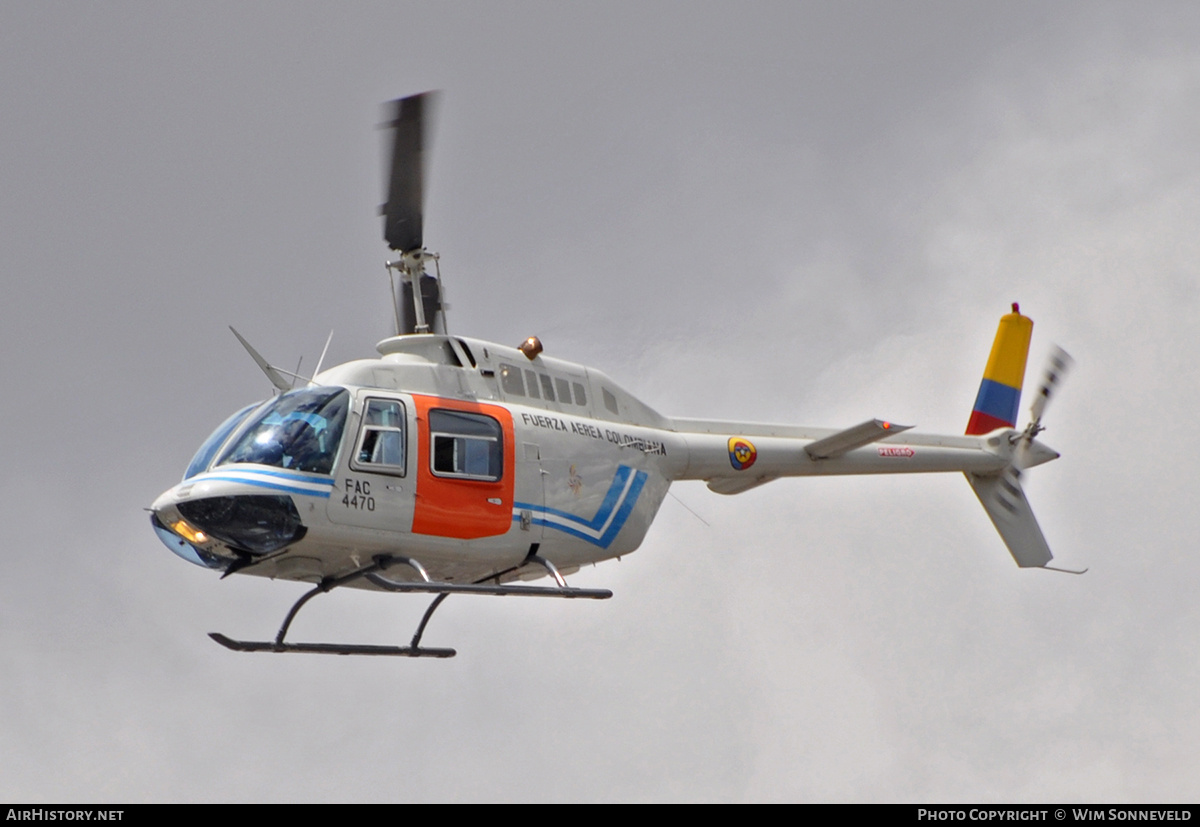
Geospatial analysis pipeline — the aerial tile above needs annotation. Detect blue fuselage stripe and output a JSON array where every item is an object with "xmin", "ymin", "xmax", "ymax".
[
  {"xmin": 513, "ymin": 465, "xmax": 647, "ymax": 548},
  {"xmin": 189, "ymin": 467, "xmax": 336, "ymax": 498},
  {"xmin": 513, "ymin": 466, "xmax": 632, "ymax": 529}
]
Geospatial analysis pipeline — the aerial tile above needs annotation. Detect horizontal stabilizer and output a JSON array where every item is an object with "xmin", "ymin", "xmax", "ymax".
[
  {"xmin": 805, "ymin": 419, "xmax": 912, "ymax": 460},
  {"xmin": 966, "ymin": 469, "xmax": 1053, "ymax": 568}
]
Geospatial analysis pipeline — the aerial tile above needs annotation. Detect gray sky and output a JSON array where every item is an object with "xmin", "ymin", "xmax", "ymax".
[{"xmin": 2, "ymin": 1, "xmax": 1198, "ymax": 802}]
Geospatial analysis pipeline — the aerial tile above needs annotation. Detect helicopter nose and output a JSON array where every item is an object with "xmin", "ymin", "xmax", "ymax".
[
  {"xmin": 150, "ymin": 510, "xmax": 224, "ymax": 569},
  {"xmin": 151, "ymin": 486, "xmax": 308, "ymax": 568},
  {"xmin": 175, "ymin": 494, "xmax": 307, "ymax": 554}
]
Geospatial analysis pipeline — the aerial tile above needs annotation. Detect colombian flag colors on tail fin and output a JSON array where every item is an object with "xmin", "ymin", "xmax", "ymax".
[{"xmin": 965, "ymin": 304, "xmax": 1033, "ymax": 435}]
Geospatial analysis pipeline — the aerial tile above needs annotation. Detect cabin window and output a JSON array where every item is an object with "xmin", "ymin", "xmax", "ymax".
[
  {"xmin": 525, "ymin": 370, "xmax": 541, "ymax": 399},
  {"xmin": 499, "ymin": 363, "xmax": 525, "ymax": 396},
  {"xmin": 429, "ymin": 409, "xmax": 503, "ymax": 481},
  {"xmin": 555, "ymin": 377, "xmax": 571, "ymax": 404},
  {"xmin": 539, "ymin": 374, "xmax": 555, "ymax": 401},
  {"xmin": 352, "ymin": 398, "xmax": 406, "ymax": 474},
  {"xmin": 603, "ymin": 388, "xmax": 619, "ymax": 415},
  {"xmin": 573, "ymin": 382, "xmax": 587, "ymax": 406}
]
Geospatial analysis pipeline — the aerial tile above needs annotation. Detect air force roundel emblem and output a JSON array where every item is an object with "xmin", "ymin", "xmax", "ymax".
[{"xmin": 728, "ymin": 437, "xmax": 757, "ymax": 471}]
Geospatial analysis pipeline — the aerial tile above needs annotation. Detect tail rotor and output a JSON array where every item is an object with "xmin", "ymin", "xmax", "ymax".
[
  {"xmin": 1015, "ymin": 345, "xmax": 1072, "ymax": 471},
  {"xmin": 1026, "ymin": 345, "xmax": 1073, "ymax": 438}
]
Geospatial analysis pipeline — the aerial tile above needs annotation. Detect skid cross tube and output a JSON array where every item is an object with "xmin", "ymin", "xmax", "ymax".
[{"xmin": 209, "ymin": 548, "xmax": 611, "ymax": 658}]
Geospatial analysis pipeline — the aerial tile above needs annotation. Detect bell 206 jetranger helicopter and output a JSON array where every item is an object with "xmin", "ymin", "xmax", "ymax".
[{"xmin": 150, "ymin": 93, "xmax": 1077, "ymax": 658}]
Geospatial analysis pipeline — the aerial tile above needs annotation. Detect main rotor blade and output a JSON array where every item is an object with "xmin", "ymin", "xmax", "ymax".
[{"xmin": 381, "ymin": 91, "xmax": 437, "ymax": 253}]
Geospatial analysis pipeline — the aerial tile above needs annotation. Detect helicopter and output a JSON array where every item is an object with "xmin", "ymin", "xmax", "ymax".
[{"xmin": 150, "ymin": 92, "xmax": 1077, "ymax": 658}]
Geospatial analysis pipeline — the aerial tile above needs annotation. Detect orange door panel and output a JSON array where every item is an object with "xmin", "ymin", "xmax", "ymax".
[{"xmin": 411, "ymin": 395, "xmax": 515, "ymax": 539}]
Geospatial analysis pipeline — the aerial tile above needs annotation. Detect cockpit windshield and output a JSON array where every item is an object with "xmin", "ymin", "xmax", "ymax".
[
  {"xmin": 184, "ymin": 401, "xmax": 261, "ymax": 481},
  {"xmin": 214, "ymin": 387, "xmax": 349, "ymax": 475}
]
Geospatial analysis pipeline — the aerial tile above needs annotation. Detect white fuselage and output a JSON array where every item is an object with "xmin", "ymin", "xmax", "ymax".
[{"xmin": 151, "ymin": 334, "xmax": 1035, "ymax": 589}]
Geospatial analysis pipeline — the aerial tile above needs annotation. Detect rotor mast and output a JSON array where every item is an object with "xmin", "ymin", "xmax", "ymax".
[{"xmin": 385, "ymin": 249, "xmax": 443, "ymax": 335}]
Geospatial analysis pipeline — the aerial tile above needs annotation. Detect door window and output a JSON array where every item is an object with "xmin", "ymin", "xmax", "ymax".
[
  {"xmin": 429, "ymin": 409, "xmax": 503, "ymax": 481},
  {"xmin": 352, "ymin": 398, "xmax": 406, "ymax": 475}
]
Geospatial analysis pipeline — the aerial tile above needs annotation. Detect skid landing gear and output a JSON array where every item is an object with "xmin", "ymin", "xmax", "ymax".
[{"xmin": 209, "ymin": 545, "xmax": 611, "ymax": 658}]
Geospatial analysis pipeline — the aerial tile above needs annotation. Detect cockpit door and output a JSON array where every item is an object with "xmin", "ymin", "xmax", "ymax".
[{"xmin": 326, "ymin": 393, "xmax": 416, "ymax": 532}]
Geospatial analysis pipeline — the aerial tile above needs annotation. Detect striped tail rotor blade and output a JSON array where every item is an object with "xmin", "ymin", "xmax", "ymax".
[{"xmin": 1029, "ymin": 345, "xmax": 1073, "ymax": 427}]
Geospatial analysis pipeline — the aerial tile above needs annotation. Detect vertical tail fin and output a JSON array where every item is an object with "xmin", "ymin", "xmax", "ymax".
[
  {"xmin": 965, "ymin": 303, "xmax": 1033, "ymax": 435},
  {"xmin": 966, "ymin": 467, "xmax": 1053, "ymax": 567}
]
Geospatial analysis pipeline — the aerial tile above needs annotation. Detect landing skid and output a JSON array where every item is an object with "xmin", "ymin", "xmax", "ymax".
[
  {"xmin": 208, "ymin": 633, "xmax": 456, "ymax": 658},
  {"xmin": 210, "ymin": 545, "xmax": 610, "ymax": 658}
]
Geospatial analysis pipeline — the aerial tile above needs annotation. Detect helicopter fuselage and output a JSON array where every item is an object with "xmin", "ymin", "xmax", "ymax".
[
  {"xmin": 152, "ymin": 334, "xmax": 685, "ymax": 588},
  {"xmin": 151, "ymin": 332, "xmax": 1042, "ymax": 593}
]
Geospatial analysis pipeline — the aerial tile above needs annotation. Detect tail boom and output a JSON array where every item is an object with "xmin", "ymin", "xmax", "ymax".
[{"xmin": 670, "ymin": 426, "xmax": 1008, "ymax": 484}]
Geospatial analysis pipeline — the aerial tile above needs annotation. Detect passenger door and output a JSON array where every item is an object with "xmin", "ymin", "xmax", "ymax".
[{"xmin": 411, "ymin": 395, "xmax": 515, "ymax": 539}]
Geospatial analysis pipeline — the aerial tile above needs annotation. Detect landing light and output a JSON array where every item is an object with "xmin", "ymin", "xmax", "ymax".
[{"xmin": 171, "ymin": 519, "xmax": 208, "ymax": 545}]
